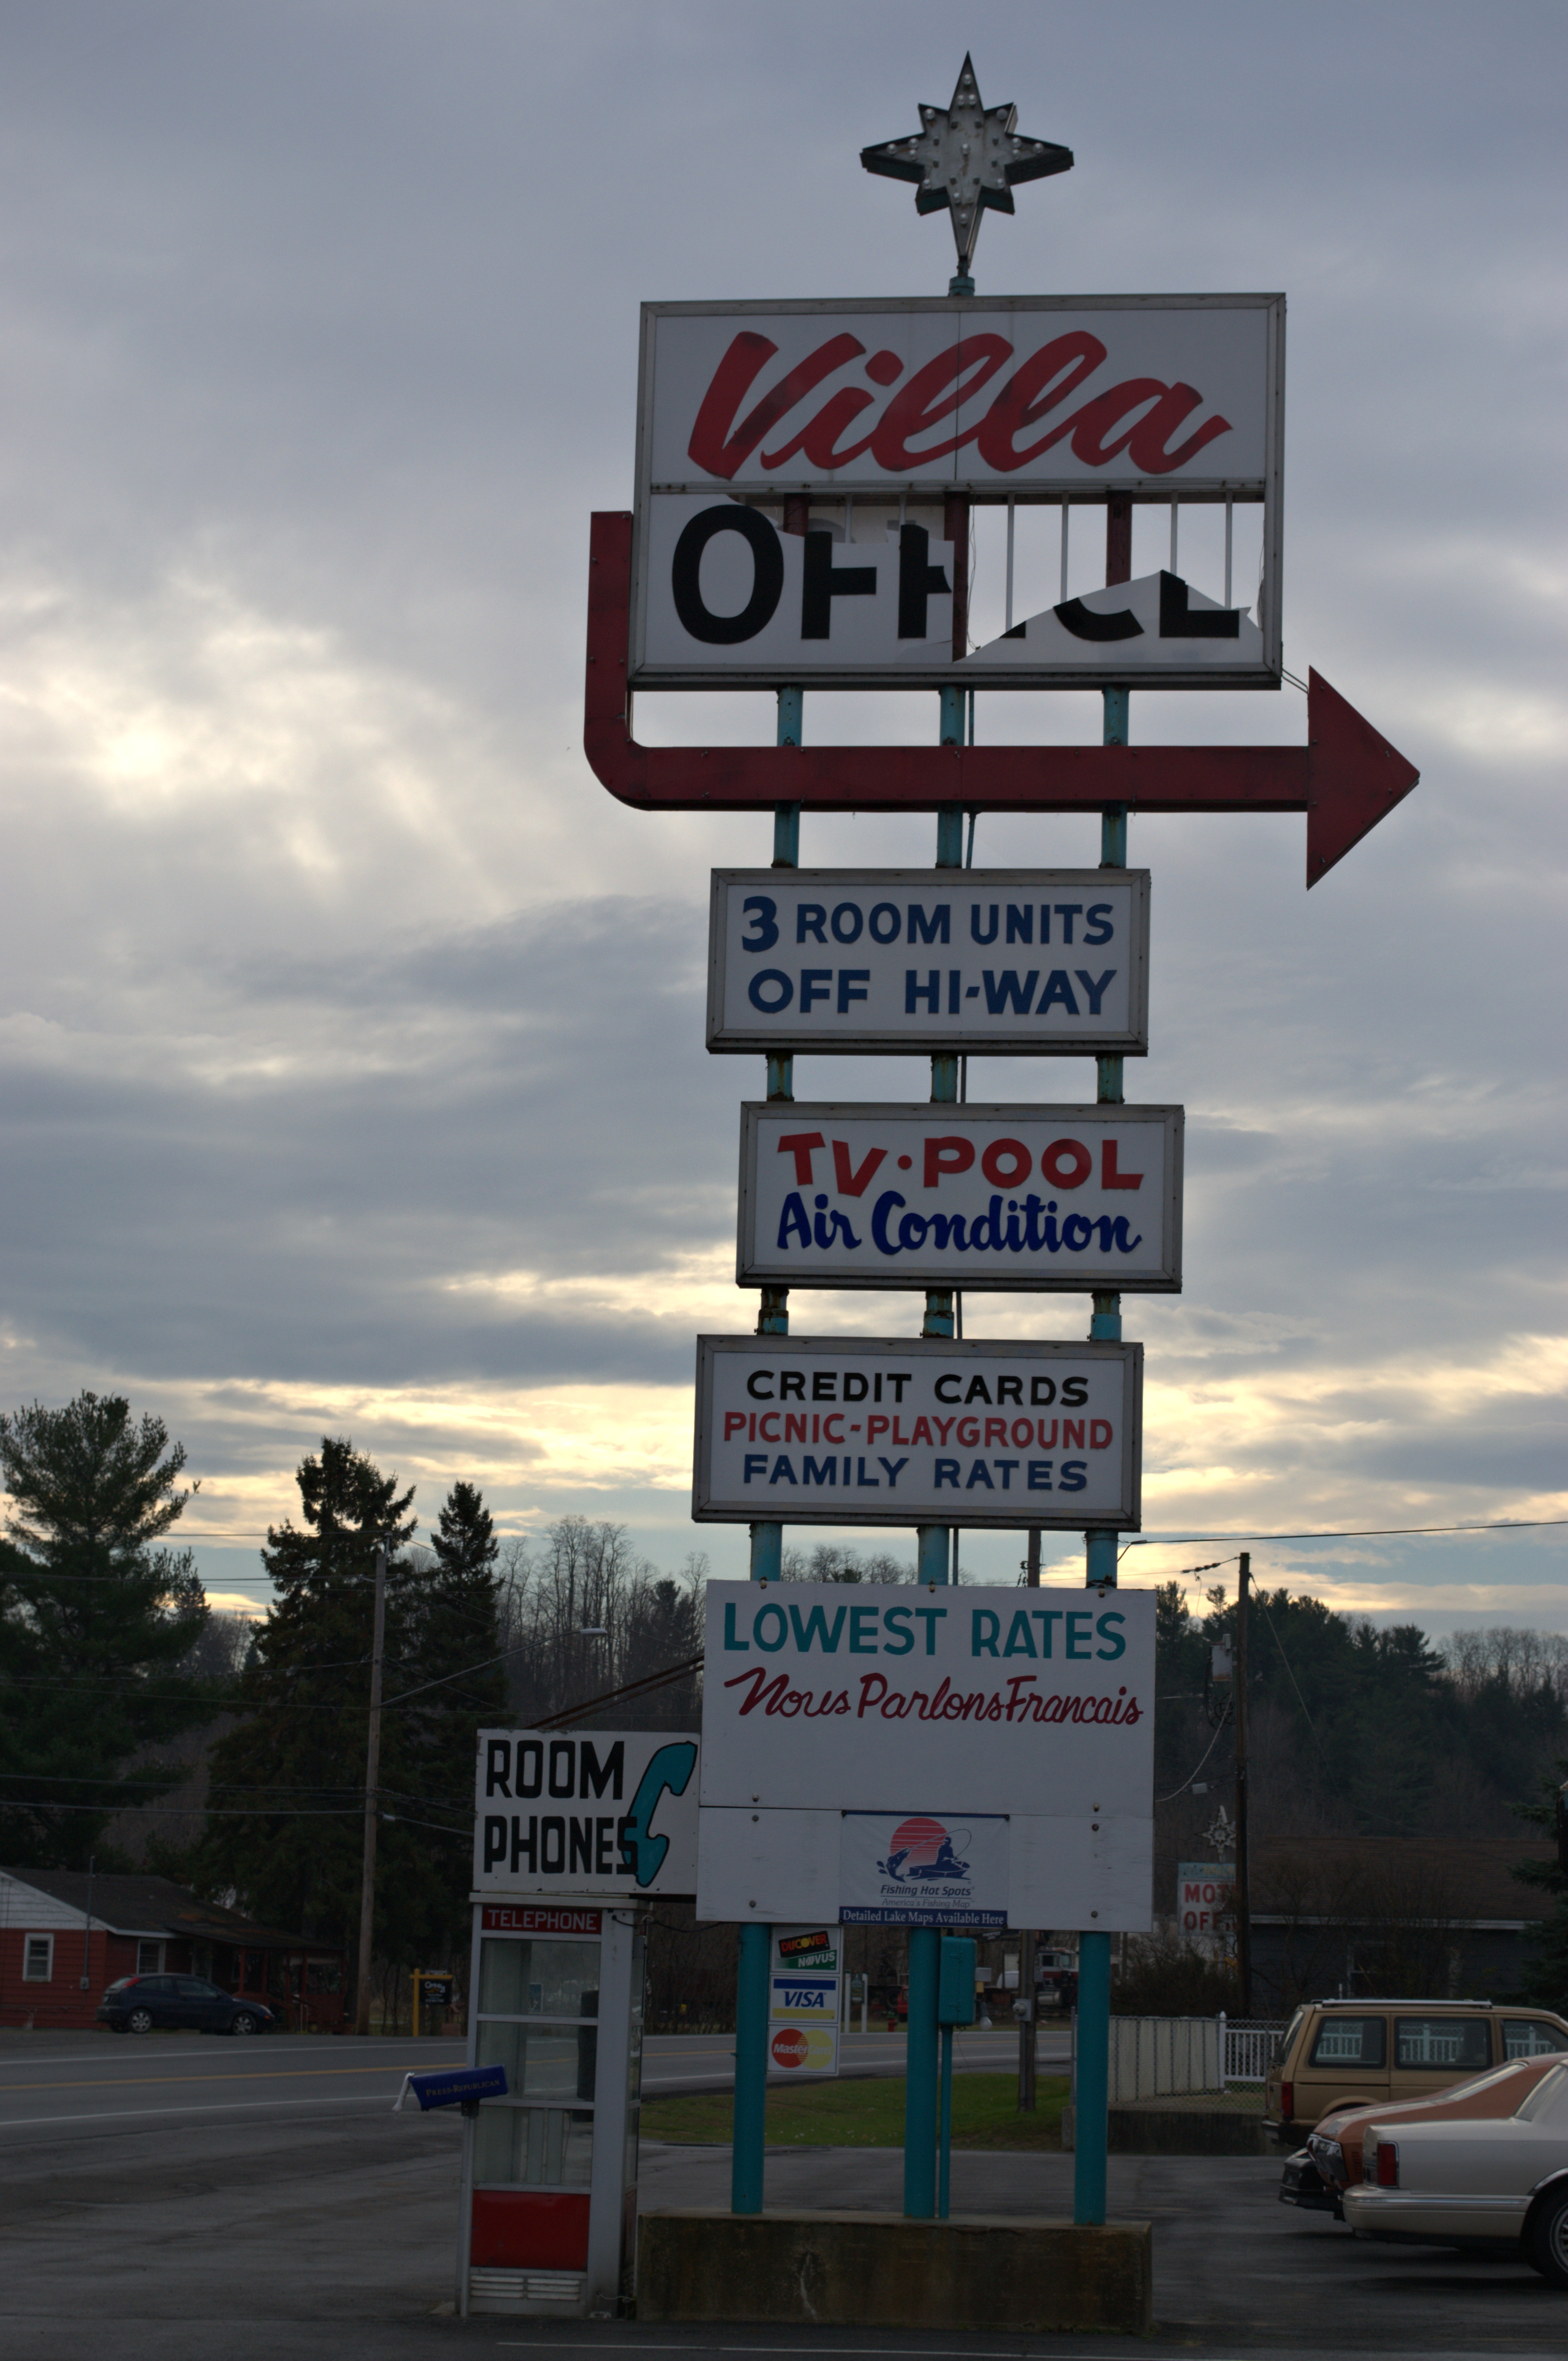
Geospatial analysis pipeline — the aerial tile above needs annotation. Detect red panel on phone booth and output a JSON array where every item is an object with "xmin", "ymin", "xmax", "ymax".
[{"xmin": 471, "ymin": 2190, "xmax": 590, "ymax": 2269}]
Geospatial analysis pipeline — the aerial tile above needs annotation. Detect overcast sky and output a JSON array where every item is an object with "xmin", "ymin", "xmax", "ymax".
[{"xmin": 0, "ymin": 1, "xmax": 1562, "ymax": 1633}]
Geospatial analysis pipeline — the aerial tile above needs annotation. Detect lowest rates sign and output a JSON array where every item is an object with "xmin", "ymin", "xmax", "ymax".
[
  {"xmin": 696, "ymin": 1581, "xmax": 1155, "ymax": 1929},
  {"xmin": 692, "ymin": 1336, "xmax": 1141, "ymax": 1528}
]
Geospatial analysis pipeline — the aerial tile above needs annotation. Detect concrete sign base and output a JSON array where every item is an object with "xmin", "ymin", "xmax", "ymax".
[{"xmin": 637, "ymin": 2208, "xmax": 1153, "ymax": 2336}]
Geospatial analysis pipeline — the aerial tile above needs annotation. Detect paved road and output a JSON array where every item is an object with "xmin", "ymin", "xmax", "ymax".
[
  {"xmin": 0, "ymin": 2027, "xmax": 1067, "ymax": 2141},
  {"xmin": 1, "ymin": 2029, "xmax": 1561, "ymax": 2358}
]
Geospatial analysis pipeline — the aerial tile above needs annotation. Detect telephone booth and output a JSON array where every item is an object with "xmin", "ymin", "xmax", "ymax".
[{"xmin": 460, "ymin": 1901, "xmax": 645, "ymax": 2318}]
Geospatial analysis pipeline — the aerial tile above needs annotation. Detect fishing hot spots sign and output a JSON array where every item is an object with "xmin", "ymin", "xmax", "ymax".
[{"xmin": 695, "ymin": 1580, "xmax": 1156, "ymax": 1929}]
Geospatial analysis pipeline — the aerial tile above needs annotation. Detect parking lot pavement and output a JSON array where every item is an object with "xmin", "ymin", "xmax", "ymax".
[{"xmin": 0, "ymin": 2035, "xmax": 1562, "ymax": 2360}]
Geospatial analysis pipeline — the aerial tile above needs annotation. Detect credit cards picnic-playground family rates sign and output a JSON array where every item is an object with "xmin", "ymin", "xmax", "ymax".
[
  {"xmin": 707, "ymin": 869, "xmax": 1149, "ymax": 1055},
  {"xmin": 692, "ymin": 1336, "xmax": 1141, "ymax": 1529},
  {"xmin": 736, "ymin": 1102, "xmax": 1183, "ymax": 1292},
  {"xmin": 629, "ymin": 295, "xmax": 1283, "ymax": 687}
]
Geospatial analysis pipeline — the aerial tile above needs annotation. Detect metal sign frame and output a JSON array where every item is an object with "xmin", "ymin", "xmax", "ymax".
[
  {"xmin": 692, "ymin": 1334, "xmax": 1142, "ymax": 1529},
  {"xmin": 736, "ymin": 1100, "xmax": 1183, "ymax": 1291},
  {"xmin": 630, "ymin": 293, "xmax": 1284, "ymax": 688},
  {"xmin": 707, "ymin": 868, "xmax": 1150, "ymax": 1055}
]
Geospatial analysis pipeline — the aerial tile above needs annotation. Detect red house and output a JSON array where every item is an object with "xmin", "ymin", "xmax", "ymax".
[{"xmin": 0, "ymin": 1867, "xmax": 348, "ymax": 2032}]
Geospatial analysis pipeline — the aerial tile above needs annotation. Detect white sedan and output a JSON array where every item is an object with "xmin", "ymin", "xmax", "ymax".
[{"xmin": 1343, "ymin": 2057, "xmax": 1568, "ymax": 2285}]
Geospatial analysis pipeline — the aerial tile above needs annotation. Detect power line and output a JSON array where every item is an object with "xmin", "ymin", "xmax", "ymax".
[
  {"xmin": 1124, "ymin": 1517, "xmax": 1568, "ymax": 1546},
  {"xmin": 529, "ymin": 1650, "xmax": 705, "ymax": 1732}
]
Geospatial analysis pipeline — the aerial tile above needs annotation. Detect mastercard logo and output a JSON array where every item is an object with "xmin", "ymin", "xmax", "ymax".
[{"xmin": 770, "ymin": 2023, "xmax": 836, "ymax": 2071}]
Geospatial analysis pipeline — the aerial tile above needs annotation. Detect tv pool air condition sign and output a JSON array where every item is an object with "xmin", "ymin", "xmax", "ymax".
[{"xmin": 737, "ymin": 1101, "xmax": 1182, "ymax": 1292}]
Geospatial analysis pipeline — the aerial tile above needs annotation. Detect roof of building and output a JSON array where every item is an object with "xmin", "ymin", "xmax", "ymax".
[
  {"xmin": 0, "ymin": 1867, "xmax": 336, "ymax": 1951},
  {"xmin": 1248, "ymin": 1835, "xmax": 1559, "ymax": 1926}
]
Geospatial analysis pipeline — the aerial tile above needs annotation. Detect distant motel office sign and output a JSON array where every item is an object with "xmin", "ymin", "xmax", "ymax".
[{"xmin": 630, "ymin": 296, "xmax": 1283, "ymax": 690}]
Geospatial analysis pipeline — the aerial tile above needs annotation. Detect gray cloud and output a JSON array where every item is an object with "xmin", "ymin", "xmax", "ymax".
[{"xmin": 0, "ymin": 3, "xmax": 1560, "ymax": 1616}]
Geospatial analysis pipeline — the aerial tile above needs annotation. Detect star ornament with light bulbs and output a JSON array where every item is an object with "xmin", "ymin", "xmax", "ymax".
[{"xmin": 860, "ymin": 53, "xmax": 1073, "ymax": 288}]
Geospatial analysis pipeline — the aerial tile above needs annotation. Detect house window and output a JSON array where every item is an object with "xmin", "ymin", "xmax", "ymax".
[
  {"xmin": 136, "ymin": 1940, "xmax": 164, "ymax": 1975},
  {"xmin": 23, "ymin": 1934, "xmax": 53, "ymax": 1982}
]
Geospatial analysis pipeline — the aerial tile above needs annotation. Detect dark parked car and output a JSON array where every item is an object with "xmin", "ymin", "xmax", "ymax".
[{"xmin": 98, "ymin": 1974, "xmax": 276, "ymax": 2037}]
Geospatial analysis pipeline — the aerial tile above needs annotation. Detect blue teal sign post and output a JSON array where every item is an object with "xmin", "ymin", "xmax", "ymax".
[{"xmin": 587, "ymin": 51, "xmax": 1418, "ymax": 2270}]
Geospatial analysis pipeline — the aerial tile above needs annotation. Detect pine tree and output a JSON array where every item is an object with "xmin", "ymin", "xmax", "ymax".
[
  {"xmin": 0, "ymin": 1392, "xmax": 209, "ymax": 1867},
  {"xmin": 389, "ymin": 1482, "xmax": 509, "ymax": 1958},
  {"xmin": 198, "ymin": 1453, "xmax": 510, "ymax": 1979},
  {"xmin": 197, "ymin": 1437, "xmax": 418, "ymax": 1960},
  {"xmin": 1512, "ymin": 1765, "xmax": 1568, "ymax": 2011}
]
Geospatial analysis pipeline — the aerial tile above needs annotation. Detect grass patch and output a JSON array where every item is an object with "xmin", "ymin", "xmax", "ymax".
[{"xmin": 642, "ymin": 2071, "xmax": 1069, "ymax": 2151}]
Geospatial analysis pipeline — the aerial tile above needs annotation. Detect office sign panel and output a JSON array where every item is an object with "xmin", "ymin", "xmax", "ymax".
[
  {"xmin": 692, "ymin": 1336, "xmax": 1141, "ymax": 1529},
  {"xmin": 640, "ymin": 496, "xmax": 1271, "ymax": 690},
  {"xmin": 738, "ymin": 1102, "xmax": 1182, "ymax": 1292},
  {"xmin": 708, "ymin": 870, "xmax": 1149, "ymax": 1056},
  {"xmin": 631, "ymin": 295, "xmax": 1284, "ymax": 686},
  {"xmin": 472, "ymin": 1728, "xmax": 699, "ymax": 1897},
  {"xmin": 699, "ymin": 1579, "xmax": 1156, "ymax": 1815}
]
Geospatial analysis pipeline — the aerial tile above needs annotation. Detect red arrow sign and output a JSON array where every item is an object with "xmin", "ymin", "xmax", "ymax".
[{"xmin": 584, "ymin": 512, "xmax": 1419, "ymax": 886}]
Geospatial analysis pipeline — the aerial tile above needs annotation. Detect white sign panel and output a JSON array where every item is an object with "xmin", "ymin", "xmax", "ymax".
[
  {"xmin": 640, "ymin": 496, "xmax": 1269, "ymax": 689},
  {"xmin": 707, "ymin": 870, "xmax": 1149, "ymax": 1056},
  {"xmin": 840, "ymin": 1811, "xmax": 1009, "ymax": 1928},
  {"xmin": 738, "ymin": 1102, "xmax": 1182, "ymax": 1292},
  {"xmin": 696, "ymin": 1804, "xmax": 1152, "ymax": 1933},
  {"xmin": 699, "ymin": 1581, "xmax": 1154, "ymax": 1817},
  {"xmin": 693, "ymin": 1337, "xmax": 1141, "ymax": 1529},
  {"xmin": 769, "ymin": 1924, "xmax": 841, "ymax": 2077},
  {"xmin": 472, "ymin": 1729, "xmax": 699, "ymax": 1898},
  {"xmin": 632, "ymin": 295, "xmax": 1283, "ymax": 686},
  {"xmin": 638, "ymin": 296, "xmax": 1280, "ymax": 494}
]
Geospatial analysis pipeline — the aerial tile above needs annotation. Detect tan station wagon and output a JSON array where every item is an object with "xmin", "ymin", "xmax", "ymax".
[{"xmin": 1264, "ymin": 1999, "xmax": 1568, "ymax": 2140}]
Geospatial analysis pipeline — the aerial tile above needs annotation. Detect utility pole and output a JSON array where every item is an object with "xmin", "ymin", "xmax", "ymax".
[
  {"xmin": 354, "ymin": 1538, "xmax": 388, "ymax": 2039},
  {"xmin": 1018, "ymin": 1533, "xmax": 1040, "ymax": 2109},
  {"xmin": 1234, "ymin": 1551, "xmax": 1252, "ymax": 2016},
  {"xmin": 79, "ymin": 1853, "xmax": 96, "ymax": 1990}
]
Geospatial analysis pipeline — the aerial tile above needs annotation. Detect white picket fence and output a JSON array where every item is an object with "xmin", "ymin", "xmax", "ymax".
[
  {"xmin": 1224, "ymin": 2016, "xmax": 1287, "ymax": 2085},
  {"xmin": 1102, "ymin": 2014, "xmax": 1286, "ymax": 2101}
]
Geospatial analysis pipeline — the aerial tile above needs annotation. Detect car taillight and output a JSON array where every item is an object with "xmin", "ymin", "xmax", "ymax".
[
  {"xmin": 1280, "ymin": 2080, "xmax": 1293, "ymax": 2121},
  {"xmin": 1376, "ymin": 2140, "xmax": 1399, "ymax": 2188}
]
